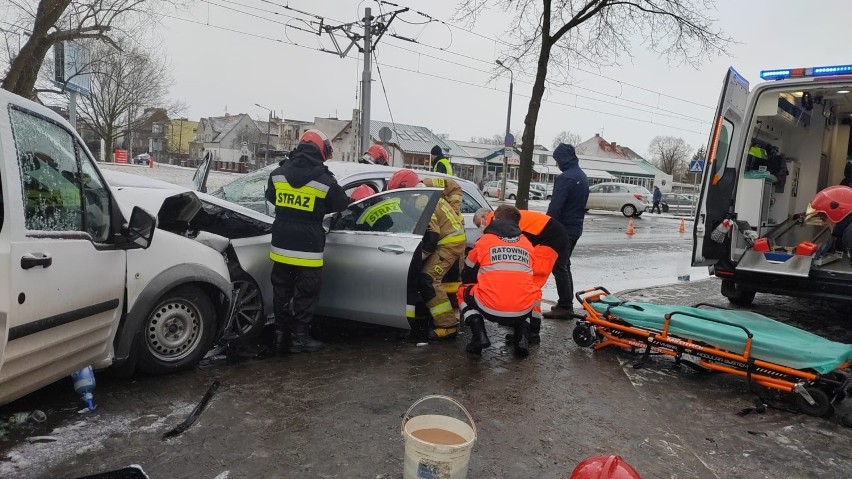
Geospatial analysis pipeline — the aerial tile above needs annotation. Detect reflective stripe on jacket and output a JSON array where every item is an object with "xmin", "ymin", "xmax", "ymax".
[
  {"xmin": 485, "ymin": 209, "xmax": 568, "ymax": 250},
  {"xmin": 462, "ymin": 219, "xmax": 538, "ymax": 316}
]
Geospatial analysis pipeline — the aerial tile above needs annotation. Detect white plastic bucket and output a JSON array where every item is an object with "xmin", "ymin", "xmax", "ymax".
[{"xmin": 402, "ymin": 395, "xmax": 477, "ymax": 479}]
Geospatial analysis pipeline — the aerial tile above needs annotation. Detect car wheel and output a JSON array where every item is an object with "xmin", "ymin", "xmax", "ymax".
[
  {"xmin": 509, "ymin": 194, "xmax": 516, "ymax": 200},
  {"xmin": 137, "ymin": 285, "xmax": 217, "ymax": 374},
  {"xmin": 483, "ymin": 190, "xmax": 490, "ymax": 197},
  {"xmin": 621, "ymin": 204, "xmax": 636, "ymax": 217},
  {"xmin": 720, "ymin": 280, "xmax": 756, "ymax": 306},
  {"xmin": 232, "ymin": 275, "xmax": 266, "ymax": 339}
]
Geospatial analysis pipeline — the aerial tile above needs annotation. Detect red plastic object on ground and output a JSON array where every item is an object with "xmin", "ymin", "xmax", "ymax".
[
  {"xmin": 569, "ymin": 455, "xmax": 642, "ymax": 479},
  {"xmin": 794, "ymin": 241, "xmax": 817, "ymax": 256},
  {"xmin": 753, "ymin": 237, "xmax": 771, "ymax": 253}
]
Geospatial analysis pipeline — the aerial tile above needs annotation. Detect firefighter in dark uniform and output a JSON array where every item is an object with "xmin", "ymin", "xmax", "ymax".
[{"xmin": 265, "ymin": 129, "xmax": 349, "ymax": 353}]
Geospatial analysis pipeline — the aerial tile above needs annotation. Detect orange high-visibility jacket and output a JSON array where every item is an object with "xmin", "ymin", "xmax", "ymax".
[
  {"xmin": 485, "ymin": 209, "xmax": 568, "ymax": 250},
  {"xmin": 462, "ymin": 219, "xmax": 538, "ymax": 317}
]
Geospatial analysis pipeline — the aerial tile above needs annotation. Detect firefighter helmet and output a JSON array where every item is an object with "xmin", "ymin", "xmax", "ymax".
[
  {"xmin": 807, "ymin": 186, "xmax": 852, "ymax": 224},
  {"xmin": 299, "ymin": 129, "xmax": 333, "ymax": 161},
  {"xmin": 362, "ymin": 145, "xmax": 389, "ymax": 166},
  {"xmin": 569, "ymin": 455, "xmax": 642, "ymax": 479},
  {"xmin": 387, "ymin": 169, "xmax": 421, "ymax": 190},
  {"xmin": 350, "ymin": 184, "xmax": 375, "ymax": 202}
]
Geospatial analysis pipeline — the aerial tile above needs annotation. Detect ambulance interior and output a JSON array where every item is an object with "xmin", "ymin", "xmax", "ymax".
[{"xmin": 732, "ymin": 82, "xmax": 852, "ymax": 277}]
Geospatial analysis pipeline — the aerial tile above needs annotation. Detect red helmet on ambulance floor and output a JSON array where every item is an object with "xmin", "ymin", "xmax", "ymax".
[{"xmin": 806, "ymin": 185, "xmax": 852, "ymax": 224}]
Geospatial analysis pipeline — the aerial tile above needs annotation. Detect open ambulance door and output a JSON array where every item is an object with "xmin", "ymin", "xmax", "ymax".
[{"xmin": 693, "ymin": 68, "xmax": 749, "ymax": 266}]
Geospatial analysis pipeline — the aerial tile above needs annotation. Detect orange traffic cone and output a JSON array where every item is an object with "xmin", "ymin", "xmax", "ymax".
[
  {"xmin": 626, "ymin": 217, "xmax": 635, "ymax": 235},
  {"xmin": 678, "ymin": 219, "xmax": 686, "ymax": 234}
]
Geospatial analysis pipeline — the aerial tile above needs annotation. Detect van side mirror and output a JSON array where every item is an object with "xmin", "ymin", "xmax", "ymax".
[{"xmin": 123, "ymin": 206, "xmax": 156, "ymax": 249}]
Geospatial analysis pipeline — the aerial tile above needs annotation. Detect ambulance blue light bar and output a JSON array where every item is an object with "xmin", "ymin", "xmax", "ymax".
[{"xmin": 760, "ymin": 64, "xmax": 852, "ymax": 80}]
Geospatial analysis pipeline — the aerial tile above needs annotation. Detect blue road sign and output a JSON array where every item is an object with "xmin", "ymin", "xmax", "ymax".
[
  {"xmin": 505, "ymin": 133, "xmax": 515, "ymax": 147},
  {"xmin": 688, "ymin": 160, "xmax": 705, "ymax": 173}
]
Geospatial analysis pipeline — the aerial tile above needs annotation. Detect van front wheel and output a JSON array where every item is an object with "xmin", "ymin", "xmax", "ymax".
[{"xmin": 721, "ymin": 280, "xmax": 756, "ymax": 306}]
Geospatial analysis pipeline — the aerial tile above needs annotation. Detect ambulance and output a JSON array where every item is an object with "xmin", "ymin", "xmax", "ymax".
[{"xmin": 694, "ymin": 64, "xmax": 852, "ymax": 304}]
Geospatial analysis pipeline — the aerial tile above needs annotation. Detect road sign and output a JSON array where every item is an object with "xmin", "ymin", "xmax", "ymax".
[
  {"xmin": 504, "ymin": 133, "xmax": 515, "ymax": 147},
  {"xmin": 378, "ymin": 126, "xmax": 393, "ymax": 143},
  {"xmin": 688, "ymin": 160, "xmax": 705, "ymax": 173}
]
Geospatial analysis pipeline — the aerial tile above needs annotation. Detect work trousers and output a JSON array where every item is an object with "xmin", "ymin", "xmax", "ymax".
[
  {"xmin": 552, "ymin": 236, "xmax": 579, "ymax": 309},
  {"xmin": 420, "ymin": 244, "xmax": 465, "ymax": 328},
  {"xmin": 271, "ymin": 262, "xmax": 323, "ymax": 336},
  {"xmin": 651, "ymin": 201, "xmax": 662, "ymax": 214},
  {"xmin": 458, "ymin": 284, "xmax": 529, "ymax": 328}
]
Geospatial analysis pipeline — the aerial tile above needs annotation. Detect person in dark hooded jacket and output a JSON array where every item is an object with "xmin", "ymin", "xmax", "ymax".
[
  {"xmin": 265, "ymin": 129, "xmax": 349, "ymax": 353},
  {"xmin": 544, "ymin": 143, "xmax": 589, "ymax": 319}
]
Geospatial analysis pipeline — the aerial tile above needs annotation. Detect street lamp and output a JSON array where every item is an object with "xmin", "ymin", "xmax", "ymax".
[
  {"xmin": 255, "ymin": 103, "xmax": 273, "ymax": 166},
  {"xmin": 496, "ymin": 59, "xmax": 513, "ymax": 202}
]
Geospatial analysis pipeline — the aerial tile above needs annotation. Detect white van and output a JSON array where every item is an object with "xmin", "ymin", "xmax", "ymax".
[
  {"xmin": 0, "ymin": 89, "xmax": 234, "ymax": 405},
  {"xmin": 693, "ymin": 65, "xmax": 852, "ymax": 305}
]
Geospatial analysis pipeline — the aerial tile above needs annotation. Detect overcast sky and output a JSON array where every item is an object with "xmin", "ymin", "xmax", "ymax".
[{"xmin": 156, "ymin": 0, "xmax": 852, "ymax": 158}]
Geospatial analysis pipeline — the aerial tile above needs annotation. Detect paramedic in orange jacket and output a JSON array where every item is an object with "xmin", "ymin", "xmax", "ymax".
[
  {"xmin": 387, "ymin": 170, "xmax": 466, "ymax": 340},
  {"xmin": 474, "ymin": 207, "xmax": 568, "ymax": 343},
  {"xmin": 459, "ymin": 205, "xmax": 539, "ymax": 356}
]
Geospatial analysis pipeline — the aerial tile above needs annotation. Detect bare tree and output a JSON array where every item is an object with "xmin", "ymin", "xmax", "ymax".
[
  {"xmin": 75, "ymin": 39, "xmax": 172, "ymax": 161},
  {"xmin": 552, "ymin": 130, "xmax": 582, "ymax": 149},
  {"xmin": 456, "ymin": 0, "xmax": 730, "ymax": 209},
  {"xmin": 649, "ymin": 136, "xmax": 692, "ymax": 181},
  {"xmin": 1, "ymin": 0, "xmax": 166, "ymax": 97}
]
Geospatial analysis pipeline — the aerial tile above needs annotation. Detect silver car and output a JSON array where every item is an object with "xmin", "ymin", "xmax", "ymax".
[{"xmin": 103, "ymin": 160, "xmax": 491, "ymax": 337}]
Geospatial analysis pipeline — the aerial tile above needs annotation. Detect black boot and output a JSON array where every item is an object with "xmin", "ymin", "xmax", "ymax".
[
  {"xmin": 513, "ymin": 321, "xmax": 530, "ymax": 357},
  {"xmin": 465, "ymin": 315, "xmax": 491, "ymax": 355},
  {"xmin": 272, "ymin": 327, "xmax": 289, "ymax": 355},
  {"xmin": 529, "ymin": 317, "xmax": 541, "ymax": 345},
  {"xmin": 289, "ymin": 325, "xmax": 324, "ymax": 353}
]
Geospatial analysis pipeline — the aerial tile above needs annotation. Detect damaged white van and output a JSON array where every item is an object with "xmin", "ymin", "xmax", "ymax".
[
  {"xmin": 694, "ymin": 65, "xmax": 852, "ymax": 305},
  {"xmin": 0, "ymin": 90, "xmax": 234, "ymax": 405}
]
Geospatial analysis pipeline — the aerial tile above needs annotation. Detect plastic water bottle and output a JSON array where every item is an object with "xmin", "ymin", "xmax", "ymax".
[{"xmin": 71, "ymin": 366, "xmax": 97, "ymax": 411}]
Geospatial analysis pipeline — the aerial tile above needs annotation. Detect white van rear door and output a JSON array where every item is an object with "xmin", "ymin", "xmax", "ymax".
[{"xmin": 693, "ymin": 67, "xmax": 749, "ymax": 266}]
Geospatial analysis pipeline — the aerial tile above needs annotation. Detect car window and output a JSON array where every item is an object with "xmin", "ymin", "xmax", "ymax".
[
  {"xmin": 589, "ymin": 185, "xmax": 602, "ymax": 193},
  {"xmin": 332, "ymin": 190, "xmax": 434, "ymax": 234},
  {"xmin": 461, "ymin": 191, "xmax": 483, "ymax": 214},
  {"xmin": 11, "ymin": 108, "xmax": 85, "ymax": 233},
  {"xmin": 217, "ymin": 169, "xmax": 269, "ymax": 214},
  {"xmin": 79, "ymin": 153, "xmax": 112, "ymax": 242}
]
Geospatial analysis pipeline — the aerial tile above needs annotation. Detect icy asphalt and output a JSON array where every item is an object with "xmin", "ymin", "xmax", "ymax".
[{"xmin": 0, "ymin": 164, "xmax": 848, "ymax": 478}]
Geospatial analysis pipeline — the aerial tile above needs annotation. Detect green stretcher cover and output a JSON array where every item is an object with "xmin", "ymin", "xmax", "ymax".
[{"xmin": 591, "ymin": 296, "xmax": 852, "ymax": 374}]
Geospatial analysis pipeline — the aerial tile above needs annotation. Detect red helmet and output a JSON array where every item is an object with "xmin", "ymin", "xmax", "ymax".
[
  {"xmin": 807, "ymin": 186, "xmax": 852, "ymax": 223},
  {"xmin": 299, "ymin": 129, "xmax": 333, "ymax": 161},
  {"xmin": 569, "ymin": 455, "xmax": 642, "ymax": 479},
  {"xmin": 387, "ymin": 169, "xmax": 420, "ymax": 190},
  {"xmin": 363, "ymin": 145, "xmax": 389, "ymax": 166},
  {"xmin": 350, "ymin": 184, "xmax": 375, "ymax": 202}
]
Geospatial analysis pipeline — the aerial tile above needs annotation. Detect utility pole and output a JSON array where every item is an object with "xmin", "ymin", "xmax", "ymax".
[
  {"xmin": 360, "ymin": 8, "xmax": 372, "ymax": 154},
  {"xmin": 256, "ymin": 104, "xmax": 273, "ymax": 166},
  {"xmin": 321, "ymin": 6, "xmax": 407, "ymax": 154},
  {"xmin": 496, "ymin": 60, "xmax": 514, "ymax": 202}
]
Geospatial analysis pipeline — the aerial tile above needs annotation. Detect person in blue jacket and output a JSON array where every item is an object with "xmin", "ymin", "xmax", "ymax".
[
  {"xmin": 651, "ymin": 186, "xmax": 662, "ymax": 214},
  {"xmin": 543, "ymin": 143, "xmax": 589, "ymax": 319}
]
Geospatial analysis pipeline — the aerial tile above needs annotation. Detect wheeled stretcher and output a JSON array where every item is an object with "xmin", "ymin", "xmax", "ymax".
[{"xmin": 573, "ymin": 286, "xmax": 852, "ymax": 424}]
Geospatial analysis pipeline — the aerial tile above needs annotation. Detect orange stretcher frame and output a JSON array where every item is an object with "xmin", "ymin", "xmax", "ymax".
[{"xmin": 574, "ymin": 286, "xmax": 852, "ymax": 420}]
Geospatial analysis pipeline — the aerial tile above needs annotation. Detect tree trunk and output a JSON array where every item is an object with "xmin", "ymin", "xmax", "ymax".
[
  {"xmin": 104, "ymin": 132, "xmax": 113, "ymax": 163},
  {"xmin": 1, "ymin": 0, "xmax": 72, "ymax": 97},
  {"xmin": 516, "ymin": 39, "xmax": 552, "ymax": 210}
]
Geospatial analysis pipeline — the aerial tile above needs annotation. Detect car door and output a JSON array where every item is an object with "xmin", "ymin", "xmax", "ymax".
[
  {"xmin": 694, "ymin": 67, "xmax": 749, "ymax": 266},
  {"xmin": 0, "ymin": 105, "xmax": 125, "ymax": 399},
  {"xmin": 586, "ymin": 184, "xmax": 603, "ymax": 209},
  {"xmin": 318, "ymin": 188, "xmax": 441, "ymax": 329},
  {"xmin": 605, "ymin": 185, "xmax": 625, "ymax": 210}
]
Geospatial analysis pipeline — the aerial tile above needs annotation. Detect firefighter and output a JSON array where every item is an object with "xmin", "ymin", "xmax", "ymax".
[
  {"xmin": 459, "ymin": 204, "xmax": 538, "ymax": 356},
  {"xmin": 387, "ymin": 169, "xmax": 466, "ymax": 339},
  {"xmin": 360, "ymin": 144, "xmax": 390, "ymax": 166},
  {"xmin": 430, "ymin": 145, "xmax": 453, "ymax": 176},
  {"xmin": 806, "ymin": 185, "xmax": 852, "ymax": 255},
  {"xmin": 474, "ymin": 207, "xmax": 568, "ymax": 343},
  {"xmin": 265, "ymin": 129, "xmax": 349, "ymax": 353},
  {"xmin": 349, "ymin": 184, "xmax": 376, "ymax": 203}
]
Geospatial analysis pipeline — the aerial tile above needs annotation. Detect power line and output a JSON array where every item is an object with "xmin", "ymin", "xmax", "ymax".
[
  {"xmin": 375, "ymin": 0, "xmax": 715, "ymax": 110},
  {"xmin": 195, "ymin": 0, "xmax": 709, "ymax": 124},
  {"xmin": 162, "ymin": 13, "xmax": 708, "ymax": 136}
]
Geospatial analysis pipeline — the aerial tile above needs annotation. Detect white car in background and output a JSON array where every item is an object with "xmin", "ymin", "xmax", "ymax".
[
  {"xmin": 530, "ymin": 182, "xmax": 553, "ymax": 200},
  {"xmin": 482, "ymin": 180, "xmax": 544, "ymax": 200},
  {"xmin": 586, "ymin": 182, "xmax": 652, "ymax": 217}
]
